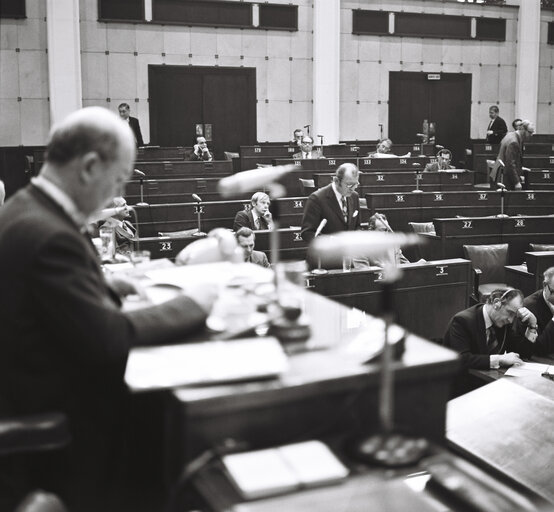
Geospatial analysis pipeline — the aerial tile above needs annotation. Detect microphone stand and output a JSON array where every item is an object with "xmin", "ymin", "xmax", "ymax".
[
  {"xmin": 193, "ymin": 196, "xmax": 206, "ymax": 236},
  {"xmin": 304, "ymin": 124, "xmax": 311, "ymax": 137},
  {"xmin": 318, "ymin": 135, "xmax": 325, "ymax": 158},
  {"xmin": 137, "ymin": 178, "xmax": 149, "ymax": 207},
  {"xmin": 378, "ymin": 124, "xmax": 383, "ymax": 141},
  {"xmin": 128, "ymin": 206, "xmax": 140, "ymax": 252}
]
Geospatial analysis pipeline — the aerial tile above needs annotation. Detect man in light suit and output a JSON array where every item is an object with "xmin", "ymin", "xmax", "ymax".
[
  {"xmin": 235, "ymin": 227, "xmax": 270, "ymax": 267},
  {"xmin": 486, "ymin": 105, "xmax": 508, "ymax": 144},
  {"xmin": 0, "ymin": 107, "xmax": 214, "ymax": 511},
  {"xmin": 233, "ymin": 192, "xmax": 274, "ymax": 232},
  {"xmin": 300, "ymin": 163, "xmax": 361, "ymax": 242},
  {"xmin": 293, "ymin": 136, "xmax": 322, "ymax": 159},
  {"xmin": 118, "ymin": 102, "xmax": 144, "ymax": 147}
]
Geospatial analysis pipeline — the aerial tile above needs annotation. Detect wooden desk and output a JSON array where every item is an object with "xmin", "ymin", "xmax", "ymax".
[
  {"xmin": 134, "ymin": 160, "xmax": 232, "ymax": 177},
  {"xmin": 423, "ymin": 216, "xmax": 554, "ymax": 264},
  {"xmin": 161, "ymin": 289, "xmax": 460, "ymax": 484},
  {"xmin": 134, "ymin": 197, "xmax": 308, "ymax": 237},
  {"xmin": 305, "ymin": 259, "xmax": 471, "ymax": 341},
  {"xmin": 139, "ymin": 227, "xmax": 308, "ymax": 261},
  {"xmin": 447, "ymin": 377, "xmax": 554, "ymax": 504},
  {"xmin": 505, "ymin": 251, "xmax": 554, "ymax": 296},
  {"xmin": 136, "ymin": 146, "xmax": 189, "ymax": 160}
]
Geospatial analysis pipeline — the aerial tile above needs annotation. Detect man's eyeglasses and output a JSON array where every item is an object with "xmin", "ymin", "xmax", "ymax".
[{"xmin": 344, "ymin": 182, "xmax": 359, "ymax": 190}]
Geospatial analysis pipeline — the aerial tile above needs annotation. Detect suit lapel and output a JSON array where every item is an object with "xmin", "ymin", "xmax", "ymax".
[
  {"xmin": 325, "ymin": 185, "xmax": 347, "ymax": 226},
  {"xmin": 475, "ymin": 305, "xmax": 489, "ymax": 354}
]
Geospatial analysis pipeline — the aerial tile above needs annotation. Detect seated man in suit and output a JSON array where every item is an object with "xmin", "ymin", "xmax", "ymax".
[
  {"xmin": 118, "ymin": 102, "xmax": 144, "ymax": 147},
  {"xmin": 518, "ymin": 267, "xmax": 554, "ymax": 341},
  {"xmin": 444, "ymin": 288, "xmax": 554, "ymax": 392},
  {"xmin": 293, "ymin": 136, "xmax": 322, "ymax": 159},
  {"xmin": 98, "ymin": 196, "xmax": 136, "ymax": 255},
  {"xmin": 486, "ymin": 105, "xmax": 508, "ymax": 144},
  {"xmin": 367, "ymin": 138, "xmax": 410, "ymax": 158},
  {"xmin": 301, "ymin": 163, "xmax": 360, "ymax": 242},
  {"xmin": 0, "ymin": 106, "xmax": 216, "ymax": 511},
  {"xmin": 424, "ymin": 148, "xmax": 455, "ymax": 172},
  {"xmin": 235, "ymin": 227, "xmax": 270, "ymax": 268},
  {"xmin": 233, "ymin": 192, "xmax": 274, "ymax": 232},
  {"xmin": 189, "ymin": 136, "xmax": 214, "ymax": 161},
  {"xmin": 366, "ymin": 212, "xmax": 410, "ymax": 267},
  {"xmin": 290, "ymin": 128, "xmax": 304, "ymax": 150}
]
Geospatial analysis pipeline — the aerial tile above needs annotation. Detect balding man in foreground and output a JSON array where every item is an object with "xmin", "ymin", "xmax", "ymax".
[
  {"xmin": 0, "ymin": 107, "xmax": 213, "ymax": 510},
  {"xmin": 300, "ymin": 163, "xmax": 361, "ymax": 242}
]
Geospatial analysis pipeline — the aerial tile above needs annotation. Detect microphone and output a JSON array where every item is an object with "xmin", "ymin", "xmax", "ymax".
[
  {"xmin": 192, "ymin": 193, "xmax": 202, "ymax": 202},
  {"xmin": 435, "ymin": 145, "xmax": 444, "ymax": 151},
  {"xmin": 89, "ymin": 206, "xmax": 128, "ymax": 222},
  {"xmin": 133, "ymin": 169, "xmax": 145, "ymax": 177},
  {"xmin": 314, "ymin": 219, "xmax": 327, "ymax": 237},
  {"xmin": 412, "ymin": 162, "xmax": 421, "ymax": 167},
  {"xmin": 217, "ymin": 164, "xmax": 296, "ymax": 198},
  {"xmin": 496, "ymin": 182, "xmax": 506, "ymax": 190}
]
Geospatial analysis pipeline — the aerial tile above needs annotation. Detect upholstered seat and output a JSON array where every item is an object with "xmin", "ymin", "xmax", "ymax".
[
  {"xmin": 408, "ymin": 221, "xmax": 436, "ymax": 235},
  {"xmin": 299, "ymin": 178, "xmax": 315, "ymax": 195},
  {"xmin": 463, "ymin": 243, "xmax": 508, "ymax": 302},
  {"xmin": 529, "ymin": 243, "xmax": 554, "ymax": 252}
]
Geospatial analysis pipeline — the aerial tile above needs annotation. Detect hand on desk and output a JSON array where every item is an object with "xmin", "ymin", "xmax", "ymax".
[
  {"xmin": 499, "ymin": 352, "xmax": 523, "ymax": 367},
  {"xmin": 107, "ymin": 274, "xmax": 140, "ymax": 298}
]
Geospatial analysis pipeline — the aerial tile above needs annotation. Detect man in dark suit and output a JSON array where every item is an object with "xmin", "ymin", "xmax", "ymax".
[
  {"xmin": 189, "ymin": 136, "xmax": 214, "ymax": 161},
  {"xmin": 300, "ymin": 163, "xmax": 360, "ymax": 242},
  {"xmin": 424, "ymin": 149, "xmax": 455, "ymax": 172},
  {"xmin": 493, "ymin": 119, "xmax": 535, "ymax": 190},
  {"xmin": 0, "ymin": 107, "xmax": 214, "ymax": 510},
  {"xmin": 520, "ymin": 267, "xmax": 554, "ymax": 337},
  {"xmin": 444, "ymin": 288, "xmax": 554, "ymax": 393},
  {"xmin": 233, "ymin": 192, "xmax": 273, "ymax": 232},
  {"xmin": 293, "ymin": 136, "xmax": 322, "ymax": 159},
  {"xmin": 235, "ymin": 227, "xmax": 270, "ymax": 268},
  {"xmin": 486, "ymin": 105, "xmax": 508, "ymax": 144},
  {"xmin": 118, "ymin": 102, "xmax": 144, "ymax": 147}
]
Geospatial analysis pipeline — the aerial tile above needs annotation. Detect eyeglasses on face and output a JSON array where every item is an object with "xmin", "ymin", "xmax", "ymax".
[{"xmin": 344, "ymin": 182, "xmax": 359, "ymax": 190}]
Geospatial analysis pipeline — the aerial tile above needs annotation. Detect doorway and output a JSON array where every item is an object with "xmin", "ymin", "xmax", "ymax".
[
  {"xmin": 388, "ymin": 72, "xmax": 472, "ymax": 164},
  {"xmin": 148, "ymin": 65, "xmax": 257, "ymax": 157}
]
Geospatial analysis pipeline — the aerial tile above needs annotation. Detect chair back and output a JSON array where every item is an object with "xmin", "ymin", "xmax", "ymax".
[
  {"xmin": 463, "ymin": 243, "xmax": 508, "ymax": 284},
  {"xmin": 408, "ymin": 221, "xmax": 436, "ymax": 235},
  {"xmin": 529, "ymin": 243, "xmax": 554, "ymax": 252},
  {"xmin": 299, "ymin": 178, "xmax": 315, "ymax": 194}
]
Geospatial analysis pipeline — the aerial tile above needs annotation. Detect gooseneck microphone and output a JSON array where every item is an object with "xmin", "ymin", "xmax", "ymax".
[
  {"xmin": 192, "ymin": 194, "xmax": 206, "ymax": 236},
  {"xmin": 312, "ymin": 219, "xmax": 328, "ymax": 275}
]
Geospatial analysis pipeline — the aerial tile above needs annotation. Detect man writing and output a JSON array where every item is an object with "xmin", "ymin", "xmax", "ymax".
[
  {"xmin": 0, "ymin": 107, "xmax": 214, "ymax": 510},
  {"xmin": 235, "ymin": 227, "xmax": 270, "ymax": 267}
]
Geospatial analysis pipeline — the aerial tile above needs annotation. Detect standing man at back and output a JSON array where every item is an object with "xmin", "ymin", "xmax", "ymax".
[
  {"xmin": 0, "ymin": 107, "xmax": 213, "ymax": 510},
  {"xmin": 486, "ymin": 105, "xmax": 508, "ymax": 144},
  {"xmin": 118, "ymin": 102, "xmax": 144, "ymax": 147},
  {"xmin": 300, "ymin": 163, "xmax": 360, "ymax": 241},
  {"xmin": 494, "ymin": 119, "xmax": 535, "ymax": 190}
]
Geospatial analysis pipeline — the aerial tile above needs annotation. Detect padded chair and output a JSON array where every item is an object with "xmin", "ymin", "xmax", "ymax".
[
  {"xmin": 299, "ymin": 178, "xmax": 315, "ymax": 195},
  {"xmin": 463, "ymin": 243, "xmax": 508, "ymax": 302},
  {"xmin": 529, "ymin": 243, "xmax": 554, "ymax": 252},
  {"xmin": 408, "ymin": 221, "xmax": 436, "ymax": 236},
  {"xmin": 473, "ymin": 160, "xmax": 493, "ymax": 190},
  {"xmin": 223, "ymin": 151, "xmax": 239, "ymax": 161},
  {"xmin": 0, "ymin": 413, "xmax": 70, "ymax": 512}
]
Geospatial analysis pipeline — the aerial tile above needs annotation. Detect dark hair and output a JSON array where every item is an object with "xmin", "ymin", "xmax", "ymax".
[
  {"xmin": 512, "ymin": 118, "xmax": 522, "ymax": 130},
  {"xmin": 368, "ymin": 212, "xmax": 387, "ymax": 230},
  {"xmin": 236, "ymin": 227, "xmax": 255, "ymax": 239},
  {"xmin": 489, "ymin": 105, "xmax": 499, "ymax": 113},
  {"xmin": 118, "ymin": 103, "xmax": 130, "ymax": 110},
  {"xmin": 45, "ymin": 120, "xmax": 119, "ymax": 166},
  {"xmin": 294, "ymin": 128, "xmax": 303, "ymax": 135},
  {"xmin": 486, "ymin": 288, "xmax": 523, "ymax": 305}
]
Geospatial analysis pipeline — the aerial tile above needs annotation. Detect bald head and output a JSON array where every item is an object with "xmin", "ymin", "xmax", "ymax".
[
  {"xmin": 334, "ymin": 163, "xmax": 359, "ymax": 198},
  {"xmin": 41, "ymin": 107, "xmax": 136, "ymax": 217}
]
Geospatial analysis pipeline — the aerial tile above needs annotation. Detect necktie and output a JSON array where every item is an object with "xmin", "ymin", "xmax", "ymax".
[
  {"xmin": 341, "ymin": 196, "xmax": 348, "ymax": 224},
  {"xmin": 487, "ymin": 326, "xmax": 499, "ymax": 354},
  {"xmin": 256, "ymin": 217, "xmax": 266, "ymax": 230},
  {"xmin": 123, "ymin": 220, "xmax": 136, "ymax": 237}
]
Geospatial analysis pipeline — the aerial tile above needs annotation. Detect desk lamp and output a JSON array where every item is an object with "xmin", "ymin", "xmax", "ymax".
[{"xmin": 311, "ymin": 231, "xmax": 430, "ymax": 468}]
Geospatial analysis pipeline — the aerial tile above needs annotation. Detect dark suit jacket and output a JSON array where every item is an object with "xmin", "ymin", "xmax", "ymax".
[
  {"xmin": 486, "ymin": 116, "xmax": 508, "ymax": 144},
  {"xmin": 423, "ymin": 162, "xmax": 455, "ymax": 172},
  {"xmin": 0, "ymin": 185, "xmax": 207, "ymax": 506},
  {"xmin": 523, "ymin": 290, "xmax": 554, "ymax": 335},
  {"xmin": 128, "ymin": 116, "xmax": 144, "ymax": 147},
  {"xmin": 248, "ymin": 250, "xmax": 270, "ymax": 268},
  {"xmin": 292, "ymin": 148, "xmax": 322, "ymax": 160},
  {"xmin": 495, "ymin": 130, "xmax": 523, "ymax": 190},
  {"xmin": 233, "ymin": 209, "xmax": 271, "ymax": 232},
  {"xmin": 189, "ymin": 148, "xmax": 213, "ymax": 161},
  {"xmin": 443, "ymin": 303, "xmax": 554, "ymax": 372},
  {"xmin": 300, "ymin": 184, "xmax": 360, "ymax": 242}
]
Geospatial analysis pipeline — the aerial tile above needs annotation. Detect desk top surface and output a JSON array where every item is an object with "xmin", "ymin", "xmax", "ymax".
[{"xmin": 447, "ymin": 377, "xmax": 554, "ymax": 504}]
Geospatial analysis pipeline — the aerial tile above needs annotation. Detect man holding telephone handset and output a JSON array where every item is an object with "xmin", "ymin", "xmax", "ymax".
[
  {"xmin": 444, "ymin": 288, "xmax": 554, "ymax": 392},
  {"xmin": 189, "ymin": 136, "xmax": 213, "ymax": 161},
  {"xmin": 233, "ymin": 192, "xmax": 274, "ymax": 232}
]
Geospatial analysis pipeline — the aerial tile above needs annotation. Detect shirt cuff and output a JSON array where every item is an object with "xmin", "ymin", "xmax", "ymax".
[
  {"xmin": 525, "ymin": 326, "xmax": 538, "ymax": 343},
  {"xmin": 490, "ymin": 355, "xmax": 501, "ymax": 369}
]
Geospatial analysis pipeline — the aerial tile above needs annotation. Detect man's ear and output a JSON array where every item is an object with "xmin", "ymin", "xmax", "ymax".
[{"xmin": 79, "ymin": 151, "xmax": 100, "ymax": 184}]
